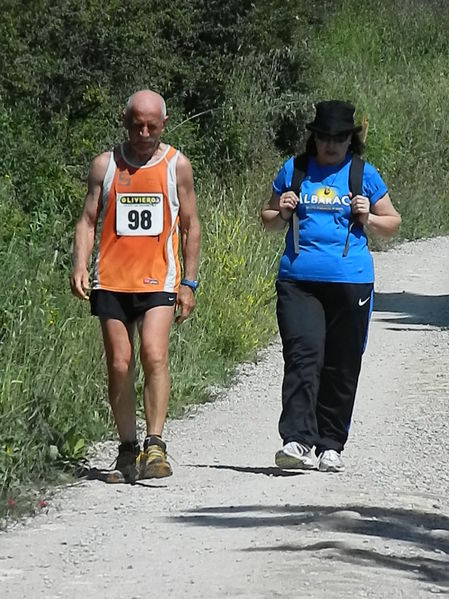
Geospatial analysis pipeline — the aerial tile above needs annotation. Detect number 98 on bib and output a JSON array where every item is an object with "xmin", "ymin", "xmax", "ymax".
[{"xmin": 116, "ymin": 193, "xmax": 164, "ymax": 236}]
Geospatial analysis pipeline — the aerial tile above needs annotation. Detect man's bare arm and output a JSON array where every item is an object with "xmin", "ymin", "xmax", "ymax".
[
  {"xmin": 70, "ymin": 152, "xmax": 110, "ymax": 300},
  {"xmin": 176, "ymin": 153, "xmax": 200, "ymax": 323}
]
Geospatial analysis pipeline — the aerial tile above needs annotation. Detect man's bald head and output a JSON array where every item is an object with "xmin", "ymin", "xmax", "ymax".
[
  {"xmin": 124, "ymin": 90, "xmax": 167, "ymax": 123},
  {"xmin": 122, "ymin": 90, "xmax": 168, "ymax": 160}
]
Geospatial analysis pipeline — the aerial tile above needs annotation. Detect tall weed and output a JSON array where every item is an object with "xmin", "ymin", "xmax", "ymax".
[
  {"xmin": 309, "ymin": 0, "xmax": 449, "ymax": 241},
  {"xmin": 0, "ymin": 237, "xmax": 110, "ymax": 510}
]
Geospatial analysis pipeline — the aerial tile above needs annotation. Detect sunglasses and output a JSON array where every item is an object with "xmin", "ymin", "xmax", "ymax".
[{"xmin": 315, "ymin": 132, "xmax": 351, "ymax": 143}]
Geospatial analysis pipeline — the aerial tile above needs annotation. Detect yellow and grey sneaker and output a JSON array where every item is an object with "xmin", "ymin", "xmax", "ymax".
[
  {"xmin": 138, "ymin": 435, "xmax": 173, "ymax": 479},
  {"xmin": 106, "ymin": 441, "xmax": 140, "ymax": 484}
]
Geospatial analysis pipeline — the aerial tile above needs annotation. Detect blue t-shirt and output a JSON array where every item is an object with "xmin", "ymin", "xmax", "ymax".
[{"xmin": 272, "ymin": 154, "xmax": 388, "ymax": 283}]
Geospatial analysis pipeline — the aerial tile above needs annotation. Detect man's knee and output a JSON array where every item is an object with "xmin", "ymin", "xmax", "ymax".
[
  {"xmin": 140, "ymin": 346, "xmax": 168, "ymax": 373},
  {"xmin": 107, "ymin": 353, "xmax": 133, "ymax": 377}
]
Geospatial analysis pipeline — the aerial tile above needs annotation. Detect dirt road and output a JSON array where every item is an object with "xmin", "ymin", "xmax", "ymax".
[{"xmin": 1, "ymin": 237, "xmax": 448, "ymax": 598}]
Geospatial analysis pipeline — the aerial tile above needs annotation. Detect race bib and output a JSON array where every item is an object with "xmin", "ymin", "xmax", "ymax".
[{"xmin": 116, "ymin": 193, "xmax": 164, "ymax": 236}]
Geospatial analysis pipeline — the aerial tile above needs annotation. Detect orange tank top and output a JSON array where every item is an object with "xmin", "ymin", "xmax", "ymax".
[{"xmin": 92, "ymin": 144, "xmax": 180, "ymax": 293}]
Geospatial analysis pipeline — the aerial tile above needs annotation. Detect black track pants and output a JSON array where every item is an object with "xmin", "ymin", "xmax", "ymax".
[{"xmin": 276, "ymin": 279, "xmax": 373, "ymax": 453}]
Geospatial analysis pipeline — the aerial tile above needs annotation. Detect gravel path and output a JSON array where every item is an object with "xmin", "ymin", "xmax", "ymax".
[{"xmin": 1, "ymin": 237, "xmax": 448, "ymax": 598}]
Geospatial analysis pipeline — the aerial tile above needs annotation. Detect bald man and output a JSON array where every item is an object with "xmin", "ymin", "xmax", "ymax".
[{"xmin": 70, "ymin": 90, "xmax": 200, "ymax": 483}]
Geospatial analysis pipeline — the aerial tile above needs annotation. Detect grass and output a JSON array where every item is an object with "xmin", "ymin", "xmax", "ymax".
[
  {"xmin": 309, "ymin": 0, "xmax": 449, "ymax": 242},
  {"xmin": 0, "ymin": 236, "xmax": 111, "ymax": 517},
  {"xmin": 167, "ymin": 170, "xmax": 282, "ymax": 416}
]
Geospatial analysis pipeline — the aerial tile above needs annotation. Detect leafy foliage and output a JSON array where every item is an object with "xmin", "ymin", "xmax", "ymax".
[
  {"xmin": 0, "ymin": 0, "xmax": 323, "ymax": 512},
  {"xmin": 0, "ymin": 0, "xmax": 321, "ymax": 183}
]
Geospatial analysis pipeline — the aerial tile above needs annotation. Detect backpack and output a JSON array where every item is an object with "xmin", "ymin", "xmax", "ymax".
[{"xmin": 287, "ymin": 153, "xmax": 364, "ymax": 256}]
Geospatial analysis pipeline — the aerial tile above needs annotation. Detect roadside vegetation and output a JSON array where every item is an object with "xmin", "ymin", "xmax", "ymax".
[
  {"xmin": 310, "ymin": 0, "xmax": 449, "ymax": 243},
  {"xmin": 1, "ymin": 0, "xmax": 448, "ymax": 518}
]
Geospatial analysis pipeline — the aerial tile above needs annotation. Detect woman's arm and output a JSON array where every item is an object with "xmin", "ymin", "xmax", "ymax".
[
  {"xmin": 261, "ymin": 191, "xmax": 298, "ymax": 232},
  {"xmin": 351, "ymin": 192, "xmax": 401, "ymax": 238}
]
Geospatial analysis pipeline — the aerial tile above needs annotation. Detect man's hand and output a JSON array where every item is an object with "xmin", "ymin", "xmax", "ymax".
[
  {"xmin": 349, "ymin": 193, "xmax": 370, "ymax": 225},
  {"xmin": 175, "ymin": 285, "xmax": 195, "ymax": 324},
  {"xmin": 70, "ymin": 267, "xmax": 90, "ymax": 300}
]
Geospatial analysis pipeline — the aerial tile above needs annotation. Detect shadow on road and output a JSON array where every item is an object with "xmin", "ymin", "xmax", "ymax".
[
  {"xmin": 373, "ymin": 292, "xmax": 449, "ymax": 328},
  {"xmin": 184, "ymin": 464, "xmax": 305, "ymax": 477},
  {"xmin": 172, "ymin": 503, "xmax": 449, "ymax": 587},
  {"xmin": 76, "ymin": 465, "xmax": 168, "ymax": 488}
]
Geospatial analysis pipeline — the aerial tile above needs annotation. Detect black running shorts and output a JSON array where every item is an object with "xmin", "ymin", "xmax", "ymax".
[{"xmin": 90, "ymin": 290, "xmax": 177, "ymax": 323}]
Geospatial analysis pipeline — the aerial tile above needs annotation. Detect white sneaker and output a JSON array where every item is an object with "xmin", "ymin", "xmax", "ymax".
[
  {"xmin": 275, "ymin": 441, "xmax": 315, "ymax": 470},
  {"xmin": 318, "ymin": 449, "xmax": 345, "ymax": 472}
]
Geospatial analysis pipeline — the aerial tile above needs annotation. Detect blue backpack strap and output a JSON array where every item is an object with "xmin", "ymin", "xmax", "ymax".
[
  {"xmin": 287, "ymin": 153, "xmax": 308, "ymax": 254},
  {"xmin": 343, "ymin": 154, "xmax": 365, "ymax": 257}
]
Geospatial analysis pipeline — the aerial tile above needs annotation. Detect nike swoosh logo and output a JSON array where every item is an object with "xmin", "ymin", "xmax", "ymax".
[
  {"xmin": 168, "ymin": 297, "xmax": 175, "ymax": 301},
  {"xmin": 358, "ymin": 297, "xmax": 370, "ymax": 307}
]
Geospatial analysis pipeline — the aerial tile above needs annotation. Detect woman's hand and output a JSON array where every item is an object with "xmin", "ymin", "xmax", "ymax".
[
  {"xmin": 279, "ymin": 191, "xmax": 299, "ymax": 221},
  {"xmin": 349, "ymin": 193, "xmax": 370, "ymax": 225}
]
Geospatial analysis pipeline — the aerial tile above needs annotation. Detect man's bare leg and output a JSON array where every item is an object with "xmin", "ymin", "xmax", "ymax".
[
  {"xmin": 100, "ymin": 318, "xmax": 137, "ymax": 442},
  {"xmin": 137, "ymin": 305, "xmax": 174, "ymax": 478},
  {"xmin": 137, "ymin": 306, "xmax": 174, "ymax": 436}
]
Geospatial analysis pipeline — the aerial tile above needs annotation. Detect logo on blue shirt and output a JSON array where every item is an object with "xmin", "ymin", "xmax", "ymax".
[{"xmin": 299, "ymin": 186, "xmax": 351, "ymax": 211}]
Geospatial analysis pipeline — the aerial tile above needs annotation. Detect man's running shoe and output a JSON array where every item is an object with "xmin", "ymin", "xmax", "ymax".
[
  {"xmin": 275, "ymin": 441, "xmax": 315, "ymax": 470},
  {"xmin": 106, "ymin": 441, "xmax": 140, "ymax": 484},
  {"xmin": 138, "ymin": 435, "xmax": 173, "ymax": 479},
  {"xmin": 318, "ymin": 449, "xmax": 345, "ymax": 473}
]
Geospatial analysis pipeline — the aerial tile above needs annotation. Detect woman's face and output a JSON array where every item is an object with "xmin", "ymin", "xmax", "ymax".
[{"xmin": 314, "ymin": 132, "xmax": 352, "ymax": 166}]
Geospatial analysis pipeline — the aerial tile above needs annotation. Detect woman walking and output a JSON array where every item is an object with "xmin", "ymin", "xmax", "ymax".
[{"xmin": 261, "ymin": 100, "xmax": 401, "ymax": 472}]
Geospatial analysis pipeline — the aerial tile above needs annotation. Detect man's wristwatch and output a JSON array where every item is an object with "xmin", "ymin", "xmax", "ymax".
[{"xmin": 180, "ymin": 278, "xmax": 199, "ymax": 292}]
